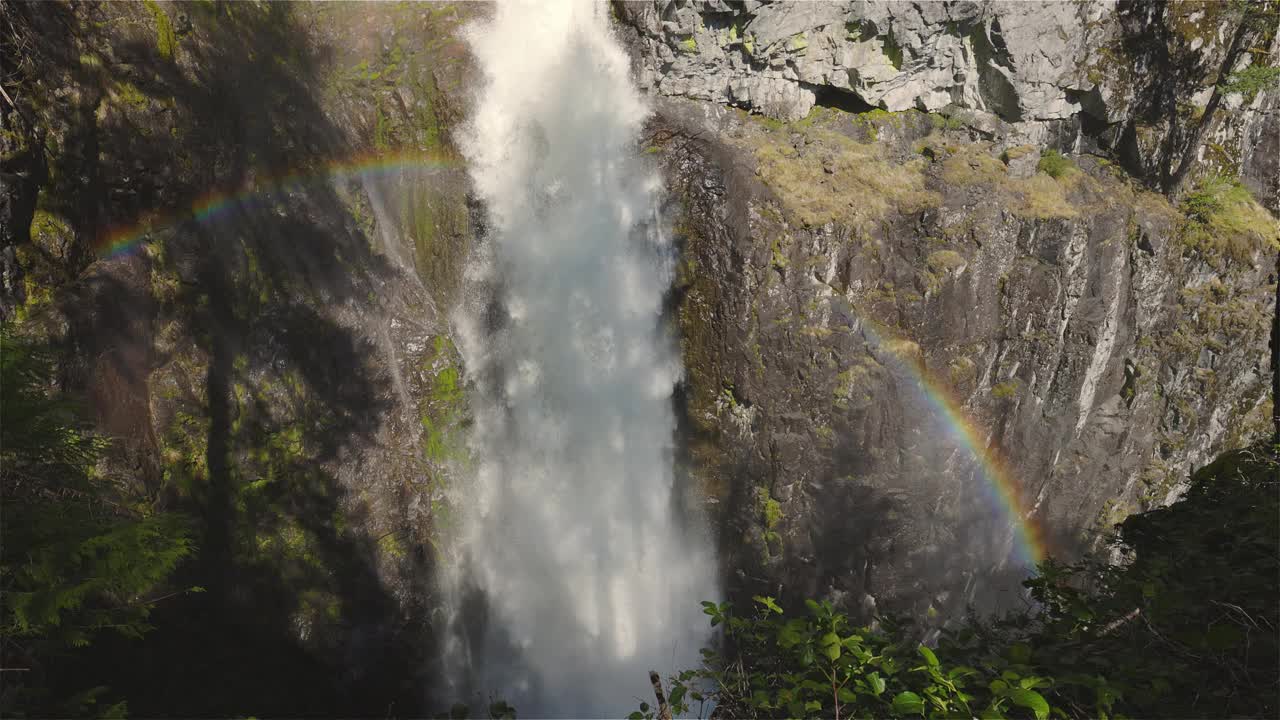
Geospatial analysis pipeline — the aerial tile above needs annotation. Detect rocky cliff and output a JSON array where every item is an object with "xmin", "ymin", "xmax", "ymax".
[
  {"xmin": 618, "ymin": 0, "xmax": 1279, "ymax": 205},
  {"xmin": 615, "ymin": 0, "xmax": 1278, "ymax": 617},
  {"xmin": 648, "ymin": 100, "xmax": 1274, "ymax": 619}
]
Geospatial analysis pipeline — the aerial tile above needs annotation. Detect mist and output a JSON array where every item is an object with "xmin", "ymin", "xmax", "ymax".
[{"xmin": 443, "ymin": 1, "xmax": 719, "ymax": 714}]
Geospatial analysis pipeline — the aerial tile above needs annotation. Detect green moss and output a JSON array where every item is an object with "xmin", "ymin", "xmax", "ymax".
[
  {"xmin": 770, "ymin": 237, "xmax": 790, "ymax": 270},
  {"xmin": 928, "ymin": 113, "xmax": 965, "ymax": 131},
  {"xmin": 991, "ymin": 381, "xmax": 1018, "ymax": 400},
  {"xmin": 787, "ymin": 33, "xmax": 808, "ymax": 52},
  {"xmin": 816, "ymin": 425, "xmax": 835, "ymax": 445},
  {"xmin": 743, "ymin": 33, "xmax": 755, "ymax": 55},
  {"xmin": 419, "ymin": 337, "xmax": 467, "ymax": 465},
  {"xmin": 833, "ymin": 365, "xmax": 870, "ymax": 407},
  {"xmin": 114, "ymin": 81, "xmax": 149, "ymax": 108},
  {"xmin": 763, "ymin": 496, "xmax": 782, "ymax": 530},
  {"xmin": 143, "ymin": 0, "xmax": 177, "ymax": 59},
  {"xmin": 406, "ymin": 186, "xmax": 468, "ymax": 306},
  {"xmin": 378, "ymin": 532, "xmax": 406, "ymax": 560},
  {"xmin": 680, "ymin": 37, "xmax": 698, "ymax": 53},
  {"xmin": 1168, "ymin": 0, "xmax": 1228, "ymax": 47}
]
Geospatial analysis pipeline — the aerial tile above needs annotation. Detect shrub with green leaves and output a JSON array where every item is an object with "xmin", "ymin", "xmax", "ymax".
[
  {"xmin": 1036, "ymin": 150, "xmax": 1075, "ymax": 180},
  {"xmin": 638, "ymin": 596, "xmax": 1056, "ymax": 720},
  {"xmin": 645, "ymin": 444, "xmax": 1277, "ymax": 719},
  {"xmin": 980, "ymin": 444, "xmax": 1279, "ymax": 719}
]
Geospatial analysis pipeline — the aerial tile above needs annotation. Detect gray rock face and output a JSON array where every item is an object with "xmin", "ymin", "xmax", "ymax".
[
  {"xmin": 648, "ymin": 99, "xmax": 1275, "ymax": 619},
  {"xmin": 617, "ymin": 0, "xmax": 1278, "ymax": 200},
  {"xmin": 621, "ymin": 1, "xmax": 1116, "ymax": 123}
]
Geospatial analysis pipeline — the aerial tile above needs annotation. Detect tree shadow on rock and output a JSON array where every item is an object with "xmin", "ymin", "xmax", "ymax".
[{"xmin": 17, "ymin": 2, "xmax": 445, "ymax": 716}]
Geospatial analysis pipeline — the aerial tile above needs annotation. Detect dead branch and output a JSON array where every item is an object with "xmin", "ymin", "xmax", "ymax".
[
  {"xmin": 649, "ymin": 670, "xmax": 672, "ymax": 720},
  {"xmin": 1098, "ymin": 607, "xmax": 1141, "ymax": 636}
]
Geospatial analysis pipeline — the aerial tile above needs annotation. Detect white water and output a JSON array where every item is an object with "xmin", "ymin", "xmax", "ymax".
[{"xmin": 446, "ymin": 2, "xmax": 718, "ymax": 715}]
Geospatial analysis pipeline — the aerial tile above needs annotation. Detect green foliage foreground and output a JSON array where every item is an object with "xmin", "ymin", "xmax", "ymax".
[
  {"xmin": 2, "ymin": 327, "xmax": 1275, "ymax": 719},
  {"xmin": 640, "ymin": 445, "xmax": 1278, "ymax": 720},
  {"xmin": 0, "ymin": 331, "xmax": 196, "ymax": 716}
]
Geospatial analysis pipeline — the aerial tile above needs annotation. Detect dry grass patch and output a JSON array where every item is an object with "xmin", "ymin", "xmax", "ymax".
[
  {"xmin": 927, "ymin": 249, "xmax": 967, "ymax": 272},
  {"xmin": 1018, "ymin": 174, "xmax": 1079, "ymax": 220},
  {"xmin": 938, "ymin": 142, "xmax": 1083, "ymax": 220},
  {"xmin": 741, "ymin": 121, "xmax": 940, "ymax": 229},
  {"xmin": 941, "ymin": 145, "xmax": 1007, "ymax": 187}
]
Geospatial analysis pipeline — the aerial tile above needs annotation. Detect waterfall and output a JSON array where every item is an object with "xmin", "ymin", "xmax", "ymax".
[{"xmin": 445, "ymin": 1, "xmax": 718, "ymax": 715}]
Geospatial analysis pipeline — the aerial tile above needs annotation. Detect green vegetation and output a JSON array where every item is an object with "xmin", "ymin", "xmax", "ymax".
[
  {"xmin": 1221, "ymin": 64, "xmax": 1280, "ymax": 101},
  {"xmin": 833, "ymin": 363, "xmax": 873, "ymax": 408},
  {"xmin": 407, "ymin": 185, "xmax": 469, "ymax": 307},
  {"xmin": 1035, "ymin": 150, "xmax": 1075, "ymax": 180},
  {"xmin": 143, "ymin": 0, "xmax": 177, "ymax": 60},
  {"xmin": 641, "ymin": 596, "xmax": 1060, "ymax": 720},
  {"xmin": 928, "ymin": 113, "xmax": 965, "ymax": 131},
  {"xmin": 1180, "ymin": 174, "xmax": 1280, "ymax": 264},
  {"xmin": 419, "ymin": 335, "xmax": 468, "ymax": 470},
  {"xmin": 645, "ymin": 444, "xmax": 1279, "ymax": 719},
  {"xmin": 1, "ymin": 330, "xmax": 195, "ymax": 716},
  {"xmin": 762, "ymin": 495, "xmax": 783, "ymax": 532}
]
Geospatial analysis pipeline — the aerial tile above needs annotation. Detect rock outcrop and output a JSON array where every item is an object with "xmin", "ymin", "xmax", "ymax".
[{"xmin": 617, "ymin": 0, "xmax": 1279, "ymax": 202}]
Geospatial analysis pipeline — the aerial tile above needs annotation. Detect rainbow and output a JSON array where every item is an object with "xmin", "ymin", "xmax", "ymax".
[
  {"xmin": 848, "ymin": 308, "xmax": 1050, "ymax": 569},
  {"xmin": 94, "ymin": 148, "xmax": 459, "ymax": 259},
  {"xmin": 91, "ymin": 146, "xmax": 1049, "ymax": 567}
]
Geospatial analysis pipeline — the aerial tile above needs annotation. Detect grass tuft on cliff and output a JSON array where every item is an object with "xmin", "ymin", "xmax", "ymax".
[
  {"xmin": 1180, "ymin": 174, "xmax": 1280, "ymax": 264},
  {"xmin": 742, "ymin": 112, "xmax": 940, "ymax": 229}
]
